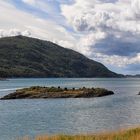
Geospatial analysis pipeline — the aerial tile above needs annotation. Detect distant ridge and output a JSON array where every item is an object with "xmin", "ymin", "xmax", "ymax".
[
  {"xmin": 126, "ymin": 74, "xmax": 140, "ymax": 78},
  {"xmin": 0, "ymin": 36, "xmax": 123, "ymax": 78}
]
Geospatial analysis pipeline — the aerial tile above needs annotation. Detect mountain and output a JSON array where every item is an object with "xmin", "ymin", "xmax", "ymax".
[
  {"xmin": 126, "ymin": 74, "xmax": 140, "ymax": 78},
  {"xmin": 0, "ymin": 36, "xmax": 123, "ymax": 78}
]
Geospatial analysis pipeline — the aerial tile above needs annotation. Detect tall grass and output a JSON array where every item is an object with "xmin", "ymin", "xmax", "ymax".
[{"xmin": 20, "ymin": 127, "xmax": 140, "ymax": 140}]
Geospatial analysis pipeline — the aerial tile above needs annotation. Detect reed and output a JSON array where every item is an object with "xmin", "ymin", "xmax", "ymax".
[{"xmin": 20, "ymin": 127, "xmax": 140, "ymax": 140}]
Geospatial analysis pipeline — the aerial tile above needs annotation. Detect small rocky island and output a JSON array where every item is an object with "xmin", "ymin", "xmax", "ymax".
[{"xmin": 1, "ymin": 86, "xmax": 114, "ymax": 100}]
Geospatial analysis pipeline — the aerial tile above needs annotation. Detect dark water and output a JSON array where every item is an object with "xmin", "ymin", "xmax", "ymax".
[{"xmin": 0, "ymin": 78, "xmax": 140, "ymax": 140}]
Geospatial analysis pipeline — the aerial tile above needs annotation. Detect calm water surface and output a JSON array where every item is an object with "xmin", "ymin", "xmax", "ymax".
[{"xmin": 0, "ymin": 78, "xmax": 140, "ymax": 140}]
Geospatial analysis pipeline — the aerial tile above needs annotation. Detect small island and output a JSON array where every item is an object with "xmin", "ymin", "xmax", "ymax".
[{"xmin": 0, "ymin": 86, "xmax": 114, "ymax": 100}]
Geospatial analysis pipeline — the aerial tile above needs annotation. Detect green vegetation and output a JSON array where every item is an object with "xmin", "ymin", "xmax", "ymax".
[
  {"xmin": 20, "ymin": 127, "xmax": 140, "ymax": 140},
  {"xmin": 0, "ymin": 35, "xmax": 123, "ymax": 78},
  {"xmin": 0, "ymin": 86, "xmax": 114, "ymax": 99}
]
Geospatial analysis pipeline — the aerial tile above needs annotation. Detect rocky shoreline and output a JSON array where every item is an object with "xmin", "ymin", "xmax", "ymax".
[{"xmin": 0, "ymin": 86, "xmax": 114, "ymax": 100}]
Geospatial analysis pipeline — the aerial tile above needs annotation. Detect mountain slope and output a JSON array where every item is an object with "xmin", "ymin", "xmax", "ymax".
[{"xmin": 0, "ymin": 36, "xmax": 122, "ymax": 78}]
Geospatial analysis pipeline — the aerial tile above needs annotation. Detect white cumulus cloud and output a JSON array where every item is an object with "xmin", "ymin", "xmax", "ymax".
[
  {"xmin": 61, "ymin": 0, "xmax": 140, "ymax": 71},
  {"xmin": 0, "ymin": 29, "xmax": 31, "ymax": 38}
]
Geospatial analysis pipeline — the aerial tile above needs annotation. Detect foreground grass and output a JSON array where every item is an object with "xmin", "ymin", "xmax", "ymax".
[{"xmin": 20, "ymin": 127, "xmax": 140, "ymax": 140}]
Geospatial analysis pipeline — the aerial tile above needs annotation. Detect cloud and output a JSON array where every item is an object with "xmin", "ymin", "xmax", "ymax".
[
  {"xmin": 22, "ymin": 0, "xmax": 36, "ymax": 5},
  {"xmin": 77, "ymin": 31, "xmax": 107, "ymax": 55},
  {"xmin": 22, "ymin": 0, "xmax": 49, "ymax": 13},
  {"xmin": 92, "ymin": 34, "xmax": 140, "ymax": 56},
  {"xmin": 131, "ymin": 0, "xmax": 140, "ymax": 18},
  {"xmin": 21, "ymin": 0, "xmax": 63, "ymax": 18},
  {"xmin": 0, "ymin": 29, "xmax": 31, "ymax": 38},
  {"xmin": 0, "ymin": 0, "xmax": 76, "ymax": 46},
  {"xmin": 61, "ymin": 0, "xmax": 140, "ymax": 72},
  {"xmin": 94, "ymin": 53, "xmax": 140, "ymax": 67},
  {"xmin": 61, "ymin": 0, "xmax": 140, "ymax": 34}
]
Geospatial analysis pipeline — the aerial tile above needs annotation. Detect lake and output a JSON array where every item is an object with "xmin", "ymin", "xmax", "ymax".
[{"xmin": 0, "ymin": 78, "xmax": 140, "ymax": 140}]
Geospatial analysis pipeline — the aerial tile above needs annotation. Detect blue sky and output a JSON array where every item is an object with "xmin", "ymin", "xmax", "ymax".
[{"xmin": 0, "ymin": 0, "xmax": 140, "ymax": 75}]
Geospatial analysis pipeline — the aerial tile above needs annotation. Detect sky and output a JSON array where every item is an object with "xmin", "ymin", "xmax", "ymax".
[{"xmin": 0, "ymin": 0, "xmax": 140, "ymax": 75}]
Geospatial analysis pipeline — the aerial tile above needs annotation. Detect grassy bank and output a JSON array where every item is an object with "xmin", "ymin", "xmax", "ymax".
[{"xmin": 20, "ymin": 127, "xmax": 140, "ymax": 140}]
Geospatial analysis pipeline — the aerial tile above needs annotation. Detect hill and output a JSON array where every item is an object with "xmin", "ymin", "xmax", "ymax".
[{"xmin": 0, "ymin": 36, "xmax": 122, "ymax": 78}]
